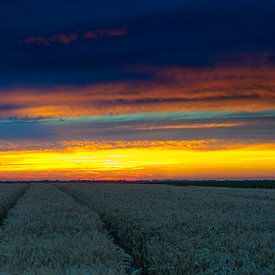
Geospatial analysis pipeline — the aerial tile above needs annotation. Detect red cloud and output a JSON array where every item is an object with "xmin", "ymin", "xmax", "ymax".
[
  {"xmin": 83, "ymin": 28, "xmax": 127, "ymax": 40},
  {"xmin": 23, "ymin": 28, "xmax": 128, "ymax": 46},
  {"xmin": 24, "ymin": 33, "xmax": 78, "ymax": 47}
]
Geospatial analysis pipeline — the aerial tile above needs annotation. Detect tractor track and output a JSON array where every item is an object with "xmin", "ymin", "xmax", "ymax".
[
  {"xmin": 54, "ymin": 184, "xmax": 143, "ymax": 275},
  {"xmin": 0, "ymin": 184, "xmax": 30, "ymax": 227}
]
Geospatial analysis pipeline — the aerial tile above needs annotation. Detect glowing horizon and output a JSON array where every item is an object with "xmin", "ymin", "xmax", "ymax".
[{"xmin": 0, "ymin": 141, "xmax": 275, "ymax": 180}]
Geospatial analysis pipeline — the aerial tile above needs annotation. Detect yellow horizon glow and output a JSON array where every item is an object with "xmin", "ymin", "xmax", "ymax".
[{"xmin": 0, "ymin": 143, "xmax": 275, "ymax": 180}]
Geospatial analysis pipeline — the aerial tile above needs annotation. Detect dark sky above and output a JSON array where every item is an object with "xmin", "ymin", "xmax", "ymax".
[
  {"xmin": 1, "ymin": 1, "xmax": 275, "ymax": 180},
  {"xmin": 1, "ymin": 0, "xmax": 275, "ymax": 87}
]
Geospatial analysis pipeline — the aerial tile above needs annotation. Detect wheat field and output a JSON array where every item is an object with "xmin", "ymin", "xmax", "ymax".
[
  {"xmin": 58, "ymin": 183, "xmax": 275, "ymax": 274},
  {"xmin": 0, "ymin": 184, "xmax": 130, "ymax": 274},
  {"xmin": 0, "ymin": 183, "xmax": 273, "ymax": 274}
]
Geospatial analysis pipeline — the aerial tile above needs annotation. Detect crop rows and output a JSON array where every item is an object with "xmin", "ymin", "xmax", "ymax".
[
  {"xmin": 0, "ymin": 184, "xmax": 29, "ymax": 224},
  {"xmin": 59, "ymin": 183, "xmax": 275, "ymax": 274},
  {"xmin": 0, "ymin": 184, "xmax": 131, "ymax": 274}
]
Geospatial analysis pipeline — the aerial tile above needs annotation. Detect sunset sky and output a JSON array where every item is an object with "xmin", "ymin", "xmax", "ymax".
[{"xmin": 1, "ymin": 0, "xmax": 275, "ymax": 180}]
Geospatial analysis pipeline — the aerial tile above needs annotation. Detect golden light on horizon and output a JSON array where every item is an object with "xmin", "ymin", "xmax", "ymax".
[{"xmin": 1, "ymin": 142, "xmax": 275, "ymax": 180}]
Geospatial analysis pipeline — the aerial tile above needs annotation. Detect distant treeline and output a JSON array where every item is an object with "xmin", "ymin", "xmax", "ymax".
[
  {"xmin": 157, "ymin": 180, "xmax": 275, "ymax": 189},
  {"xmin": 0, "ymin": 180, "xmax": 274, "ymax": 189}
]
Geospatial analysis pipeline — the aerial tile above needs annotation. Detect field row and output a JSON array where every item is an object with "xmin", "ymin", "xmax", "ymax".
[
  {"xmin": 0, "ymin": 185, "xmax": 131, "ymax": 274},
  {"xmin": 0, "ymin": 184, "xmax": 29, "ymax": 223},
  {"xmin": 59, "ymin": 183, "xmax": 275, "ymax": 274}
]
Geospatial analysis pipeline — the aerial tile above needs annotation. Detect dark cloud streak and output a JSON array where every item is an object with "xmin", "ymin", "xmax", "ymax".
[
  {"xmin": 0, "ymin": 4, "xmax": 275, "ymax": 87},
  {"xmin": 22, "ymin": 28, "xmax": 127, "ymax": 47}
]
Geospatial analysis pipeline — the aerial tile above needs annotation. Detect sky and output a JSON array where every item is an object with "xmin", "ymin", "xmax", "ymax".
[{"xmin": 0, "ymin": 0, "xmax": 275, "ymax": 180}]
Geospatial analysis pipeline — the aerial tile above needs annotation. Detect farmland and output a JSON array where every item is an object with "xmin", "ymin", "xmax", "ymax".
[
  {"xmin": 0, "ymin": 184, "xmax": 130, "ymax": 274},
  {"xmin": 0, "ymin": 183, "xmax": 274, "ymax": 274}
]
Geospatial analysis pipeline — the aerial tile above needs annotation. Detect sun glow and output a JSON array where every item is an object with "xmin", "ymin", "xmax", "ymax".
[{"xmin": 0, "ymin": 143, "xmax": 275, "ymax": 180}]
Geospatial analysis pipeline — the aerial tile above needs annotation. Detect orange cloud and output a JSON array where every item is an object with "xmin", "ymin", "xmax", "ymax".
[
  {"xmin": 1, "ymin": 139, "xmax": 275, "ymax": 154},
  {"xmin": 123, "ymin": 122, "xmax": 244, "ymax": 131},
  {"xmin": 1, "ymin": 63, "xmax": 275, "ymax": 118},
  {"xmin": 0, "ymin": 139, "xmax": 224, "ymax": 152}
]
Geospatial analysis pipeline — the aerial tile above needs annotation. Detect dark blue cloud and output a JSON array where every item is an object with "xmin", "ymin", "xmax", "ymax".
[{"xmin": 0, "ymin": 1, "xmax": 274, "ymax": 87}]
